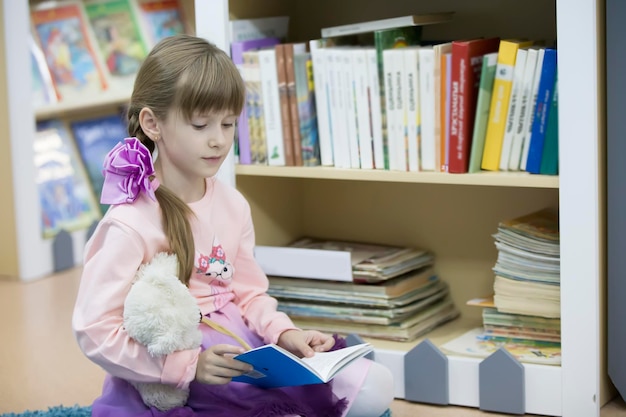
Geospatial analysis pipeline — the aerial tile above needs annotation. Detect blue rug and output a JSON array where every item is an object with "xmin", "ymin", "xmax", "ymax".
[
  {"xmin": 0, "ymin": 406, "xmax": 91, "ymax": 417},
  {"xmin": 1, "ymin": 405, "xmax": 392, "ymax": 416}
]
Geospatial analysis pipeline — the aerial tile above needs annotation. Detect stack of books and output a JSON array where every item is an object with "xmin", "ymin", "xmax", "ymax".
[
  {"xmin": 258, "ymin": 237, "xmax": 460, "ymax": 342},
  {"xmin": 440, "ymin": 208, "xmax": 561, "ymax": 365},
  {"xmin": 491, "ymin": 207, "xmax": 560, "ymax": 318}
]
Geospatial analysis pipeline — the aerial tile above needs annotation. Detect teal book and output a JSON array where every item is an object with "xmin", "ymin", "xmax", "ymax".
[
  {"xmin": 539, "ymin": 76, "xmax": 559, "ymax": 175},
  {"xmin": 374, "ymin": 26, "xmax": 423, "ymax": 169},
  {"xmin": 468, "ymin": 52, "xmax": 498, "ymax": 173},
  {"xmin": 232, "ymin": 343, "xmax": 373, "ymax": 388}
]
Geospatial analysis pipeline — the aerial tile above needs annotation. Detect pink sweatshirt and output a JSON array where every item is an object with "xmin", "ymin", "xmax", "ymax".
[{"xmin": 72, "ymin": 178, "xmax": 297, "ymax": 390}]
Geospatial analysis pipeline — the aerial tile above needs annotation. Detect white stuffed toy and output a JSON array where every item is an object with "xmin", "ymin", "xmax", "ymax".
[{"xmin": 123, "ymin": 252, "xmax": 202, "ymax": 411}]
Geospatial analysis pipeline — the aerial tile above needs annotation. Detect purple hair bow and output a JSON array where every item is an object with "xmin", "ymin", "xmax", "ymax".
[{"xmin": 101, "ymin": 137, "xmax": 157, "ymax": 205}]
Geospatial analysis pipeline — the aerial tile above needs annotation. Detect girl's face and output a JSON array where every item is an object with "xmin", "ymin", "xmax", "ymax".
[{"xmin": 153, "ymin": 107, "xmax": 238, "ymax": 201}]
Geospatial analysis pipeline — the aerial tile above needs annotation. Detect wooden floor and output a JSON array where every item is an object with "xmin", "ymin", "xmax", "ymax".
[{"xmin": 1, "ymin": 268, "xmax": 625, "ymax": 416}]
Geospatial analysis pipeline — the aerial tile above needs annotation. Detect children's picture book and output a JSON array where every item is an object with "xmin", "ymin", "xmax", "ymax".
[
  {"xmin": 70, "ymin": 113, "xmax": 129, "ymax": 214},
  {"xmin": 31, "ymin": 1, "xmax": 109, "ymax": 102},
  {"xmin": 440, "ymin": 327, "xmax": 561, "ymax": 365},
  {"xmin": 83, "ymin": 0, "xmax": 149, "ymax": 85},
  {"xmin": 232, "ymin": 343, "xmax": 373, "ymax": 388},
  {"xmin": 134, "ymin": 0, "xmax": 187, "ymax": 47},
  {"xmin": 35, "ymin": 119, "xmax": 102, "ymax": 239}
]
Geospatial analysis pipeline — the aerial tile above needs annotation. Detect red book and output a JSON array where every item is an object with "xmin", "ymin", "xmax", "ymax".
[{"xmin": 448, "ymin": 37, "xmax": 500, "ymax": 173}]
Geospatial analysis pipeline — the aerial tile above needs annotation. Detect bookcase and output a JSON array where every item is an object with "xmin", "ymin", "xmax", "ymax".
[
  {"xmin": 0, "ymin": 0, "xmax": 609, "ymax": 416},
  {"xmin": 228, "ymin": 1, "xmax": 609, "ymax": 416}
]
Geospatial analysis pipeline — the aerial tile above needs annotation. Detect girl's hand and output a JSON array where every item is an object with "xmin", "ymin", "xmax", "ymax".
[
  {"xmin": 277, "ymin": 329, "xmax": 335, "ymax": 358},
  {"xmin": 194, "ymin": 344, "xmax": 253, "ymax": 385}
]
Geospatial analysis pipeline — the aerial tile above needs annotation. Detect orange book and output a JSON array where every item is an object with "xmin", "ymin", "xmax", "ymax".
[
  {"xmin": 284, "ymin": 42, "xmax": 307, "ymax": 166},
  {"xmin": 275, "ymin": 44, "xmax": 295, "ymax": 166}
]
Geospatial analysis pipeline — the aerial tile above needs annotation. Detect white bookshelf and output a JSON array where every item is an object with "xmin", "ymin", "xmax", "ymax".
[
  {"xmin": 0, "ymin": 0, "xmax": 608, "ymax": 416},
  {"xmin": 230, "ymin": 0, "xmax": 608, "ymax": 416}
]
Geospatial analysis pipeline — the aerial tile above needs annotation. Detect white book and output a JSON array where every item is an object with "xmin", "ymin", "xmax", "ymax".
[
  {"xmin": 352, "ymin": 48, "xmax": 374, "ymax": 169},
  {"xmin": 258, "ymin": 48, "xmax": 285, "ymax": 166},
  {"xmin": 309, "ymin": 41, "xmax": 334, "ymax": 166},
  {"xmin": 433, "ymin": 42, "xmax": 452, "ymax": 172},
  {"xmin": 444, "ymin": 52, "xmax": 452, "ymax": 169},
  {"xmin": 383, "ymin": 48, "xmax": 403, "ymax": 171},
  {"xmin": 366, "ymin": 48, "xmax": 385, "ymax": 170},
  {"xmin": 508, "ymin": 48, "xmax": 539, "ymax": 171},
  {"xmin": 418, "ymin": 46, "xmax": 436, "ymax": 171},
  {"xmin": 230, "ymin": 16, "xmax": 289, "ymax": 43},
  {"xmin": 327, "ymin": 48, "xmax": 351, "ymax": 168},
  {"xmin": 520, "ymin": 48, "xmax": 546, "ymax": 171},
  {"xmin": 320, "ymin": 12, "xmax": 454, "ymax": 38},
  {"xmin": 499, "ymin": 48, "xmax": 528, "ymax": 171},
  {"xmin": 343, "ymin": 49, "xmax": 361, "ymax": 169},
  {"xmin": 403, "ymin": 47, "xmax": 420, "ymax": 172}
]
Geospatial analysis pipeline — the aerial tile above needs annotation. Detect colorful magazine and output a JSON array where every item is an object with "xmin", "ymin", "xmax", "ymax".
[
  {"xmin": 70, "ymin": 114, "xmax": 129, "ymax": 214},
  {"xmin": 83, "ymin": 0, "xmax": 149, "ymax": 85},
  {"xmin": 440, "ymin": 327, "xmax": 561, "ymax": 365},
  {"xmin": 35, "ymin": 119, "xmax": 102, "ymax": 239},
  {"xmin": 31, "ymin": 1, "xmax": 109, "ymax": 102},
  {"xmin": 135, "ymin": 0, "xmax": 187, "ymax": 47}
]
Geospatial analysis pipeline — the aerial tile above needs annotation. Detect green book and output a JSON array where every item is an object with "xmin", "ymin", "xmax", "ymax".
[
  {"xmin": 539, "ymin": 76, "xmax": 559, "ymax": 175},
  {"xmin": 468, "ymin": 52, "xmax": 498, "ymax": 173},
  {"xmin": 374, "ymin": 26, "xmax": 423, "ymax": 170}
]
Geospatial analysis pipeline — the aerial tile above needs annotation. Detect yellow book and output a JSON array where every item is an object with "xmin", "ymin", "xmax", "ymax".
[{"xmin": 481, "ymin": 39, "xmax": 534, "ymax": 171}]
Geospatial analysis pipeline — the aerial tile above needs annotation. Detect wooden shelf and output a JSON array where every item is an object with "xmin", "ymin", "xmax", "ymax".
[
  {"xmin": 235, "ymin": 165, "xmax": 559, "ymax": 188},
  {"xmin": 35, "ymin": 90, "xmax": 131, "ymax": 120}
]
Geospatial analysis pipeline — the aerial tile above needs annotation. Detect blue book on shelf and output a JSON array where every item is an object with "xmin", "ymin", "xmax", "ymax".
[
  {"xmin": 70, "ymin": 114, "xmax": 129, "ymax": 212},
  {"xmin": 232, "ymin": 343, "xmax": 372, "ymax": 388},
  {"xmin": 525, "ymin": 48, "xmax": 557, "ymax": 174}
]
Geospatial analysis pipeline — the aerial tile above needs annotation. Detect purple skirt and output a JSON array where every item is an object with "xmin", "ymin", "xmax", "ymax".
[{"xmin": 91, "ymin": 303, "xmax": 370, "ymax": 417}]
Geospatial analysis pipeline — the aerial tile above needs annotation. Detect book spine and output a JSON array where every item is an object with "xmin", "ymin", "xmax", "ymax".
[
  {"xmin": 309, "ymin": 41, "xmax": 334, "ymax": 166},
  {"xmin": 285, "ymin": 43, "xmax": 303, "ymax": 166},
  {"xmin": 353, "ymin": 49, "xmax": 374, "ymax": 169},
  {"xmin": 328, "ymin": 48, "xmax": 351, "ymax": 168},
  {"xmin": 343, "ymin": 50, "xmax": 361, "ymax": 169},
  {"xmin": 418, "ymin": 47, "xmax": 436, "ymax": 171},
  {"xmin": 366, "ymin": 48, "xmax": 385, "ymax": 170},
  {"xmin": 444, "ymin": 52, "xmax": 452, "ymax": 171},
  {"xmin": 403, "ymin": 47, "xmax": 420, "ymax": 172},
  {"xmin": 449, "ymin": 39, "xmax": 500, "ymax": 173},
  {"xmin": 435, "ymin": 45, "xmax": 452, "ymax": 172},
  {"xmin": 275, "ymin": 44, "xmax": 295, "ymax": 166},
  {"xmin": 525, "ymin": 48, "xmax": 558, "ymax": 174},
  {"xmin": 258, "ymin": 48, "xmax": 286, "ymax": 166},
  {"xmin": 295, "ymin": 52, "xmax": 321, "ymax": 166},
  {"xmin": 468, "ymin": 52, "xmax": 498, "ymax": 173},
  {"xmin": 481, "ymin": 40, "xmax": 531, "ymax": 171},
  {"xmin": 539, "ymin": 76, "xmax": 559, "ymax": 175},
  {"xmin": 520, "ymin": 48, "xmax": 546, "ymax": 171},
  {"xmin": 508, "ymin": 48, "xmax": 540, "ymax": 171},
  {"xmin": 499, "ymin": 48, "xmax": 528, "ymax": 171}
]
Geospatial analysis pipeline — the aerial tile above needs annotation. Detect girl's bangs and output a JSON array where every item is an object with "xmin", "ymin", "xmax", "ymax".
[{"xmin": 174, "ymin": 54, "xmax": 245, "ymax": 120}]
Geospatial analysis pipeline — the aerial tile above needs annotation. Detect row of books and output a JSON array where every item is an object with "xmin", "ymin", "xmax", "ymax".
[
  {"xmin": 232, "ymin": 13, "xmax": 558, "ymax": 176},
  {"xmin": 256, "ymin": 237, "xmax": 460, "ymax": 342},
  {"xmin": 34, "ymin": 113, "xmax": 129, "ymax": 238},
  {"xmin": 441, "ymin": 208, "xmax": 561, "ymax": 365},
  {"xmin": 30, "ymin": 0, "xmax": 189, "ymax": 107}
]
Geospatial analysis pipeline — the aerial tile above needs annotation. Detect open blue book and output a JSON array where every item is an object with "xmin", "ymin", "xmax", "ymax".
[{"xmin": 232, "ymin": 343, "xmax": 373, "ymax": 388}]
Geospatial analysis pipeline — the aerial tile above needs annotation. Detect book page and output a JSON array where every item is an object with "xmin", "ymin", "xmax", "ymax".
[{"xmin": 300, "ymin": 343, "xmax": 372, "ymax": 381}]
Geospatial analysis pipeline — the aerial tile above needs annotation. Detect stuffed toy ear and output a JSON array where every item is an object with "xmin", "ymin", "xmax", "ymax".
[{"xmin": 123, "ymin": 252, "xmax": 202, "ymax": 356}]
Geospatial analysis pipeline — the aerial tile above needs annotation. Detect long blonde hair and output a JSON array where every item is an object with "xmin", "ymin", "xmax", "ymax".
[{"xmin": 126, "ymin": 35, "xmax": 245, "ymax": 285}]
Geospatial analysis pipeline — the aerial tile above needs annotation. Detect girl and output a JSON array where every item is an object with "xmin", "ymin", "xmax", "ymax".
[{"xmin": 72, "ymin": 34, "xmax": 394, "ymax": 417}]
